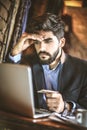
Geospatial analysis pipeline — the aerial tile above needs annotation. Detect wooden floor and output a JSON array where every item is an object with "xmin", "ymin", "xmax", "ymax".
[{"xmin": 64, "ymin": 7, "xmax": 87, "ymax": 60}]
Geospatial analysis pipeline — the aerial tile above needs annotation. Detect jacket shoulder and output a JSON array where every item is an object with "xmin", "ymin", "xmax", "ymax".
[{"xmin": 65, "ymin": 55, "xmax": 87, "ymax": 69}]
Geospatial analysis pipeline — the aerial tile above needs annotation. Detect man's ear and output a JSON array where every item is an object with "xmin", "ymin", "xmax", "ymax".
[{"xmin": 59, "ymin": 38, "xmax": 65, "ymax": 48}]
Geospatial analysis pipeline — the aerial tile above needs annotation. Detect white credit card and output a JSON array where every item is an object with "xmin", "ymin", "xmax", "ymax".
[{"xmin": 37, "ymin": 89, "xmax": 57, "ymax": 94}]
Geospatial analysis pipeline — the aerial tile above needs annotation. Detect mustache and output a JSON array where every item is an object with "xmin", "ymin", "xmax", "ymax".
[{"xmin": 38, "ymin": 51, "xmax": 51, "ymax": 56}]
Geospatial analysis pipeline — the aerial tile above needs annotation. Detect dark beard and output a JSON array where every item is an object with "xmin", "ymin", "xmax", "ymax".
[{"xmin": 38, "ymin": 48, "xmax": 59, "ymax": 65}]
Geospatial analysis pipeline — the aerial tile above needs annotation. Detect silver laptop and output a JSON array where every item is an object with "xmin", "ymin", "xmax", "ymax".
[{"xmin": 0, "ymin": 63, "xmax": 51, "ymax": 118}]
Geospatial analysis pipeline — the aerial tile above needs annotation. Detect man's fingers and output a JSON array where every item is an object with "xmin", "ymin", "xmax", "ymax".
[
  {"xmin": 46, "ymin": 92, "xmax": 59, "ymax": 98},
  {"xmin": 22, "ymin": 33, "xmax": 42, "ymax": 41}
]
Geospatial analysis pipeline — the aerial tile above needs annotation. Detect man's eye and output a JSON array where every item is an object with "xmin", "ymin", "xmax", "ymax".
[{"xmin": 44, "ymin": 39, "xmax": 52, "ymax": 43}]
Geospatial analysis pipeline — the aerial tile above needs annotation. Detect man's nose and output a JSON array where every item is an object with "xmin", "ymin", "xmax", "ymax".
[{"xmin": 40, "ymin": 42, "xmax": 46, "ymax": 51}]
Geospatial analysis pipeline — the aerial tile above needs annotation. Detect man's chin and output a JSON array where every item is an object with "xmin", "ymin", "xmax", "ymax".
[{"xmin": 39, "ymin": 59, "xmax": 53, "ymax": 65}]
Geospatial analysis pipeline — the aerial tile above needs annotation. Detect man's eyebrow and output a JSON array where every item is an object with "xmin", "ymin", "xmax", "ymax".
[{"xmin": 33, "ymin": 38, "xmax": 52, "ymax": 42}]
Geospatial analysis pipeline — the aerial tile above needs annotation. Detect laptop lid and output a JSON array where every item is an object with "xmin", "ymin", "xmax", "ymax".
[{"xmin": 0, "ymin": 63, "xmax": 51, "ymax": 118}]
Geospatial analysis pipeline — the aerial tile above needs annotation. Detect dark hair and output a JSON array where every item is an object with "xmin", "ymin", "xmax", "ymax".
[{"xmin": 26, "ymin": 13, "xmax": 65, "ymax": 40}]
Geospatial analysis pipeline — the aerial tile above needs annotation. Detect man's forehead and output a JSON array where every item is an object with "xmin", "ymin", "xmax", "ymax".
[{"xmin": 38, "ymin": 31, "xmax": 54, "ymax": 39}]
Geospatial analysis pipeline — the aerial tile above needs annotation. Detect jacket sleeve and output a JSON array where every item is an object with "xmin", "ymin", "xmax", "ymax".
[{"xmin": 77, "ymin": 70, "xmax": 87, "ymax": 109}]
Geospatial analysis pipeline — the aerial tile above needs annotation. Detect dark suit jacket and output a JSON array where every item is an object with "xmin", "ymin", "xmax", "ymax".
[{"xmin": 26, "ymin": 54, "xmax": 87, "ymax": 109}]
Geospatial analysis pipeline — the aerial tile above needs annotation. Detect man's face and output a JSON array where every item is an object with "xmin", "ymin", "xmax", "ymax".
[{"xmin": 33, "ymin": 31, "xmax": 60, "ymax": 64}]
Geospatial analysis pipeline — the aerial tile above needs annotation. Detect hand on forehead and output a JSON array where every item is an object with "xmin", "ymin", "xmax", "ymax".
[
  {"xmin": 22, "ymin": 31, "xmax": 54, "ymax": 42},
  {"xmin": 31, "ymin": 32, "xmax": 47, "ymax": 41}
]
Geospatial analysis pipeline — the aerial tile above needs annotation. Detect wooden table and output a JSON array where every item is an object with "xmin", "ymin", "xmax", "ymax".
[{"xmin": 0, "ymin": 110, "xmax": 86, "ymax": 130}]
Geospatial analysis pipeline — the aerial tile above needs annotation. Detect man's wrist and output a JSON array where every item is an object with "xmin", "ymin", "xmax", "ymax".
[
  {"xmin": 10, "ymin": 48, "xmax": 17, "ymax": 56},
  {"xmin": 62, "ymin": 101, "xmax": 76, "ymax": 116},
  {"xmin": 64, "ymin": 101, "xmax": 76, "ymax": 111},
  {"xmin": 10, "ymin": 51, "xmax": 15, "ymax": 56},
  {"xmin": 67, "ymin": 101, "xmax": 76, "ymax": 115},
  {"xmin": 64, "ymin": 101, "xmax": 71, "ymax": 111}
]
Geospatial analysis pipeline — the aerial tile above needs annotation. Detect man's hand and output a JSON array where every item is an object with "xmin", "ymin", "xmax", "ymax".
[
  {"xmin": 11, "ymin": 32, "xmax": 41, "ymax": 56},
  {"xmin": 45, "ymin": 91, "xmax": 65, "ymax": 113},
  {"xmin": 38, "ymin": 89, "xmax": 65, "ymax": 113}
]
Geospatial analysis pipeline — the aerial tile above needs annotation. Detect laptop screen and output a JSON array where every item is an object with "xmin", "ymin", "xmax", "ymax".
[{"xmin": 0, "ymin": 63, "xmax": 35, "ymax": 117}]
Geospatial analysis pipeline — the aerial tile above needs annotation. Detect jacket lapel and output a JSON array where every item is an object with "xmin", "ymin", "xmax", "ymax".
[
  {"xmin": 32, "ymin": 63, "xmax": 46, "ymax": 91},
  {"xmin": 32, "ymin": 63, "xmax": 47, "ymax": 108}
]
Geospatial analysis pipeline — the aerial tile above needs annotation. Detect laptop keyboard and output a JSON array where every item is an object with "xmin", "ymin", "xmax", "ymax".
[{"xmin": 35, "ymin": 108, "xmax": 51, "ymax": 114}]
